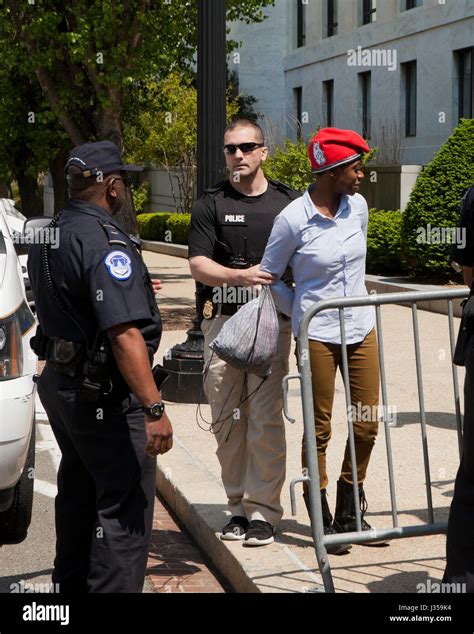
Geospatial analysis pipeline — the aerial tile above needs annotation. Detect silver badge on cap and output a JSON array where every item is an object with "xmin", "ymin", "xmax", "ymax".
[{"xmin": 313, "ymin": 141, "xmax": 326, "ymax": 166}]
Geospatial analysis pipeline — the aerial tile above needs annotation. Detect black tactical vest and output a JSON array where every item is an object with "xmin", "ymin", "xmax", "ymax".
[{"xmin": 207, "ymin": 179, "xmax": 297, "ymax": 268}]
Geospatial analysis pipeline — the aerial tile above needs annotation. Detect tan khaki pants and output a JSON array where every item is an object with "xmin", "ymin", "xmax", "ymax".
[
  {"xmin": 301, "ymin": 328, "xmax": 380, "ymax": 491},
  {"xmin": 202, "ymin": 314, "xmax": 291, "ymax": 526}
]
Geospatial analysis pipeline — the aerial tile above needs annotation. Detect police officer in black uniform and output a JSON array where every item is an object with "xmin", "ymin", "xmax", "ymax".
[
  {"xmin": 189, "ymin": 119, "xmax": 301, "ymax": 546},
  {"xmin": 444, "ymin": 183, "xmax": 474, "ymax": 591},
  {"xmin": 28, "ymin": 141, "xmax": 173, "ymax": 593}
]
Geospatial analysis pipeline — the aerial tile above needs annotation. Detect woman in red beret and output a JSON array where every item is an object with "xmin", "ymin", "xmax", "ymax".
[{"xmin": 260, "ymin": 127, "xmax": 383, "ymax": 554}]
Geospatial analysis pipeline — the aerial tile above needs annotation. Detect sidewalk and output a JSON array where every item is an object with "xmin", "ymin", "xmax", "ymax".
[{"xmin": 143, "ymin": 249, "xmax": 464, "ymax": 594}]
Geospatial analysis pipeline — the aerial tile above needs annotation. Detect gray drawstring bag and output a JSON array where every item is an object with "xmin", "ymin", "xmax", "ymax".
[{"xmin": 209, "ymin": 285, "xmax": 279, "ymax": 377}]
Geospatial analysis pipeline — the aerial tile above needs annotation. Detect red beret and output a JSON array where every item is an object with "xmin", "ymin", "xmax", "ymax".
[{"xmin": 308, "ymin": 127, "xmax": 370, "ymax": 172}]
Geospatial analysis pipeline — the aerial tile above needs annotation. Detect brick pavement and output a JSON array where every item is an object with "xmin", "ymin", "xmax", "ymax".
[{"xmin": 146, "ymin": 493, "xmax": 229, "ymax": 593}]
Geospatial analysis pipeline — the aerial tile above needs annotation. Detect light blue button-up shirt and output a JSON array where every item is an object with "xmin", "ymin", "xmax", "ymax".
[{"xmin": 260, "ymin": 186, "xmax": 375, "ymax": 344}]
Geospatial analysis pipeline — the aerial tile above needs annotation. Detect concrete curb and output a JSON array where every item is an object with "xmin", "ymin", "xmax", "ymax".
[
  {"xmin": 156, "ymin": 439, "xmax": 262, "ymax": 593},
  {"xmin": 141, "ymin": 240, "xmax": 188, "ymax": 259}
]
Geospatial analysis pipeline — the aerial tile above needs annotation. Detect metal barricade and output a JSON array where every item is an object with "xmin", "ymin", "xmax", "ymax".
[{"xmin": 281, "ymin": 288, "xmax": 468, "ymax": 593}]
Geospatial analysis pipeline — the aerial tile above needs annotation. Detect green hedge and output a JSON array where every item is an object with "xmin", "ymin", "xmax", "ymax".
[
  {"xmin": 367, "ymin": 209, "xmax": 406, "ymax": 275},
  {"xmin": 401, "ymin": 118, "xmax": 474, "ymax": 279},
  {"xmin": 137, "ymin": 212, "xmax": 190, "ymax": 245},
  {"xmin": 137, "ymin": 212, "xmax": 171, "ymax": 240},
  {"xmin": 166, "ymin": 214, "xmax": 191, "ymax": 245}
]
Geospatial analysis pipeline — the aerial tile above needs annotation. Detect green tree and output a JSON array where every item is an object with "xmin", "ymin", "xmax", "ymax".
[
  {"xmin": 401, "ymin": 118, "xmax": 474, "ymax": 280},
  {"xmin": 125, "ymin": 73, "xmax": 240, "ymax": 213},
  {"xmin": 0, "ymin": 0, "xmax": 274, "ymax": 227}
]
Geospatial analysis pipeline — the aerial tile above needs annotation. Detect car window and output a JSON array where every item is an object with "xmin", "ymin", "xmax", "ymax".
[{"xmin": 0, "ymin": 230, "xmax": 6, "ymax": 255}]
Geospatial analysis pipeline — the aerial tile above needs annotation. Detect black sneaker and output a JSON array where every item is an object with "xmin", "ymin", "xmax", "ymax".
[
  {"xmin": 220, "ymin": 516, "xmax": 249, "ymax": 541},
  {"xmin": 242, "ymin": 520, "xmax": 275, "ymax": 547}
]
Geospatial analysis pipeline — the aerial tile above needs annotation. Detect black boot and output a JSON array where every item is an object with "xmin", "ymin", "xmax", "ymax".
[
  {"xmin": 303, "ymin": 489, "xmax": 351, "ymax": 555},
  {"xmin": 333, "ymin": 480, "xmax": 388, "ymax": 546}
]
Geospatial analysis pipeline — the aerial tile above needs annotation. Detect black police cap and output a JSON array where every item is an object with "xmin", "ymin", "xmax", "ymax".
[{"xmin": 64, "ymin": 140, "xmax": 143, "ymax": 179}]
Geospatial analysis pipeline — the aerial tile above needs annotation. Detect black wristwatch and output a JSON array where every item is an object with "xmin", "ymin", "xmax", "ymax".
[{"xmin": 143, "ymin": 402, "xmax": 165, "ymax": 420}]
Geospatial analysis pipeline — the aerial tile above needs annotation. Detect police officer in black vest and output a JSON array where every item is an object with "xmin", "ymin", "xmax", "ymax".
[
  {"xmin": 444, "ymin": 183, "xmax": 474, "ymax": 591},
  {"xmin": 189, "ymin": 120, "xmax": 301, "ymax": 546},
  {"xmin": 28, "ymin": 141, "xmax": 173, "ymax": 593}
]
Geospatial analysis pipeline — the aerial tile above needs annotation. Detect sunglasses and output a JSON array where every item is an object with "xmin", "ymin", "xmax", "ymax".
[
  {"xmin": 223, "ymin": 142, "xmax": 265, "ymax": 155},
  {"xmin": 112, "ymin": 175, "xmax": 134, "ymax": 187}
]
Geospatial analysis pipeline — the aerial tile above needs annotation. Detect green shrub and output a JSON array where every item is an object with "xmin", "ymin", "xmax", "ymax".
[
  {"xmin": 401, "ymin": 118, "xmax": 474, "ymax": 280},
  {"xmin": 263, "ymin": 137, "xmax": 312, "ymax": 193},
  {"xmin": 166, "ymin": 214, "xmax": 191, "ymax": 245},
  {"xmin": 132, "ymin": 181, "xmax": 150, "ymax": 215},
  {"xmin": 137, "ymin": 212, "xmax": 190, "ymax": 245},
  {"xmin": 137, "ymin": 212, "xmax": 171, "ymax": 240},
  {"xmin": 367, "ymin": 209, "xmax": 407, "ymax": 275}
]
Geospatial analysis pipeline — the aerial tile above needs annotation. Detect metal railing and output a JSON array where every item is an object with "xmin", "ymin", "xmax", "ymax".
[{"xmin": 281, "ymin": 288, "xmax": 468, "ymax": 593}]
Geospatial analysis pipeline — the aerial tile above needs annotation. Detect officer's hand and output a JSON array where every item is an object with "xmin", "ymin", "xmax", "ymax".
[
  {"xmin": 151, "ymin": 279, "xmax": 162, "ymax": 294},
  {"xmin": 236, "ymin": 265, "xmax": 276, "ymax": 287},
  {"xmin": 145, "ymin": 413, "xmax": 173, "ymax": 456}
]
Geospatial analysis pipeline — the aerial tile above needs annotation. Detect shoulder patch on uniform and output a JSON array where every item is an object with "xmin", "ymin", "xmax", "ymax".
[{"xmin": 104, "ymin": 251, "xmax": 132, "ymax": 281}]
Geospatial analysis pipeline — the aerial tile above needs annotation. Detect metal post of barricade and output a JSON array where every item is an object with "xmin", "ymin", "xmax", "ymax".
[
  {"xmin": 447, "ymin": 299, "xmax": 463, "ymax": 458},
  {"xmin": 411, "ymin": 304, "xmax": 434, "ymax": 523},
  {"xmin": 375, "ymin": 304, "xmax": 398, "ymax": 527},
  {"xmin": 296, "ymin": 334, "xmax": 335, "ymax": 592},
  {"xmin": 285, "ymin": 288, "xmax": 468, "ymax": 593},
  {"xmin": 338, "ymin": 308, "xmax": 363, "ymax": 532}
]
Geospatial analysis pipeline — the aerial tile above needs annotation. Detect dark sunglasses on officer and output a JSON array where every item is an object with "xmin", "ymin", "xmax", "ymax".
[
  {"xmin": 223, "ymin": 142, "xmax": 265, "ymax": 155},
  {"xmin": 110, "ymin": 174, "xmax": 134, "ymax": 188}
]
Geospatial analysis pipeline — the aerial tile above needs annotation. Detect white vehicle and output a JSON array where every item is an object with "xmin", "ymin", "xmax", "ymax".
[
  {"xmin": 0, "ymin": 199, "xmax": 31, "ymax": 304},
  {"xmin": 0, "ymin": 202, "xmax": 36, "ymax": 544}
]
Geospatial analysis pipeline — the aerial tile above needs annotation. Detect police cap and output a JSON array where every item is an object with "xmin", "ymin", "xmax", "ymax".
[{"xmin": 64, "ymin": 140, "xmax": 143, "ymax": 180}]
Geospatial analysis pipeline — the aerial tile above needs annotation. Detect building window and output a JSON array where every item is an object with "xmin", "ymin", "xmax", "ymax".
[
  {"xmin": 457, "ymin": 47, "xmax": 473, "ymax": 120},
  {"xmin": 404, "ymin": 0, "xmax": 421, "ymax": 10},
  {"xmin": 326, "ymin": 0, "xmax": 338, "ymax": 37},
  {"xmin": 297, "ymin": 0, "xmax": 306, "ymax": 48},
  {"xmin": 323, "ymin": 80, "xmax": 334, "ymax": 127},
  {"xmin": 362, "ymin": 0, "xmax": 376, "ymax": 24},
  {"xmin": 294, "ymin": 87, "xmax": 303, "ymax": 139},
  {"xmin": 403, "ymin": 61, "xmax": 417, "ymax": 137},
  {"xmin": 360, "ymin": 72, "xmax": 371, "ymax": 139}
]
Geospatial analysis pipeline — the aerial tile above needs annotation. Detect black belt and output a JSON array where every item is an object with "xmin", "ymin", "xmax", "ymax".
[{"xmin": 44, "ymin": 337, "xmax": 87, "ymax": 377}]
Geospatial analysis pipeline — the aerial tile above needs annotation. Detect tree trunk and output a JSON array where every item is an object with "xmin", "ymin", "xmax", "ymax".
[
  {"xmin": 16, "ymin": 171, "xmax": 42, "ymax": 218},
  {"xmin": 49, "ymin": 145, "xmax": 70, "ymax": 215},
  {"xmin": 0, "ymin": 180, "xmax": 11, "ymax": 198},
  {"xmin": 99, "ymin": 102, "xmax": 138, "ymax": 237}
]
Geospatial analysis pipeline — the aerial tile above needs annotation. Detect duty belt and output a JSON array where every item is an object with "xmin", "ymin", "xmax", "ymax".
[{"xmin": 44, "ymin": 337, "xmax": 87, "ymax": 377}]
